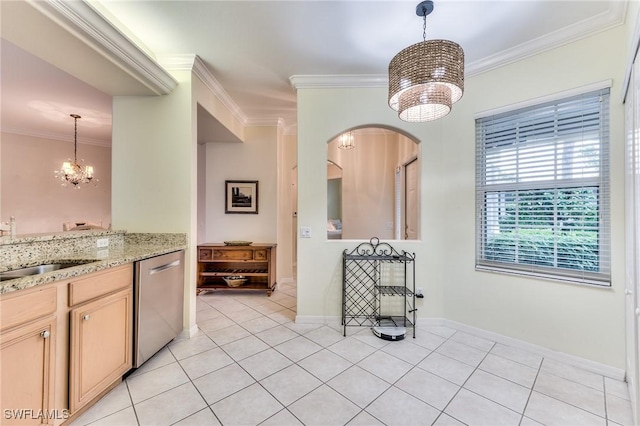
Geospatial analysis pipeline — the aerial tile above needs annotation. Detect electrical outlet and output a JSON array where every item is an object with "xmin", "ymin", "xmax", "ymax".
[
  {"xmin": 96, "ymin": 238, "xmax": 109, "ymax": 248},
  {"xmin": 97, "ymin": 248, "xmax": 109, "ymax": 258},
  {"xmin": 300, "ymin": 226, "xmax": 311, "ymax": 238}
]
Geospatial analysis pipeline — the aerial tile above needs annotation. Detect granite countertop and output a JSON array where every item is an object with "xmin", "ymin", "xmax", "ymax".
[{"xmin": 0, "ymin": 234, "xmax": 187, "ymax": 294}]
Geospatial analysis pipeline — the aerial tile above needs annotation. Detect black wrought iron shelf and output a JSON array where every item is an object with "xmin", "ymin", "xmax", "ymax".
[
  {"xmin": 342, "ymin": 237, "xmax": 416, "ymax": 337},
  {"xmin": 377, "ymin": 316, "xmax": 416, "ymax": 328}
]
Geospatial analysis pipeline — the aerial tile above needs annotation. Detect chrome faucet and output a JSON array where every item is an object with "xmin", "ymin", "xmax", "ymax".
[{"xmin": 0, "ymin": 217, "xmax": 16, "ymax": 237}]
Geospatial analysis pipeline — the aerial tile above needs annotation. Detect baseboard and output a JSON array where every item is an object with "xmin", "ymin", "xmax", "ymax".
[
  {"xmin": 279, "ymin": 277, "xmax": 295, "ymax": 284},
  {"xmin": 294, "ymin": 315, "xmax": 625, "ymax": 381},
  {"xmin": 295, "ymin": 315, "xmax": 340, "ymax": 325},
  {"xmin": 178, "ymin": 323, "xmax": 199, "ymax": 339},
  {"xmin": 419, "ymin": 318, "xmax": 626, "ymax": 381}
]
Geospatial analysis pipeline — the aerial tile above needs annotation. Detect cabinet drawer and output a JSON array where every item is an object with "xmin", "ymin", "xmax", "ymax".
[
  {"xmin": 254, "ymin": 250, "xmax": 267, "ymax": 260},
  {"xmin": 0, "ymin": 286, "xmax": 57, "ymax": 331},
  {"xmin": 213, "ymin": 249, "xmax": 253, "ymax": 260},
  {"xmin": 69, "ymin": 264, "xmax": 133, "ymax": 306},
  {"xmin": 199, "ymin": 248, "xmax": 213, "ymax": 261}
]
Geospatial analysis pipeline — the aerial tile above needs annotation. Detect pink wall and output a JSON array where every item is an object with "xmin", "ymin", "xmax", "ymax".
[{"xmin": 1, "ymin": 132, "xmax": 111, "ymax": 235}]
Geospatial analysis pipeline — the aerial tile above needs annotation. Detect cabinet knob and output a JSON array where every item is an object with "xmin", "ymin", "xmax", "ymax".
[
  {"xmin": 83, "ymin": 314, "xmax": 91, "ymax": 321},
  {"xmin": 40, "ymin": 330, "xmax": 51, "ymax": 339}
]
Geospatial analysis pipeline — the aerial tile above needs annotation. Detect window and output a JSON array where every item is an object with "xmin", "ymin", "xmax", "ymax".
[{"xmin": 475, "ymin": 88, "xmax": 610, "ymax": 285}]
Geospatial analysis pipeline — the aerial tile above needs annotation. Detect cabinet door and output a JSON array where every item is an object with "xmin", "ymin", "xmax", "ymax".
[
  {"xmin": 69, "ymin": 288, "xmax": 132, "ymax": 413},
  {"xmin": 1, "ymin": 317, "xmax": 56, "ymax": 425}
]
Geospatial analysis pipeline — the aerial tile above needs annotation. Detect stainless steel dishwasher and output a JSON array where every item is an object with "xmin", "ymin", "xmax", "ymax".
[{"xmin": 133, "ymin": 250, "xmax": 184, "ymax": 368}]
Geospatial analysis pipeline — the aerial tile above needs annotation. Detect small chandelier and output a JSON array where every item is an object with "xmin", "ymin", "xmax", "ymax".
[
  {"xmin": 338, "ymin": 131, "xmax": 355, "ymax": 150},
  {"xmin": 388, "ymin": 1, "xmax": 464, "ymax": 122},
  {"xmin": 54, "ymin": 114, "xmax": 96, "ymax": 188}
]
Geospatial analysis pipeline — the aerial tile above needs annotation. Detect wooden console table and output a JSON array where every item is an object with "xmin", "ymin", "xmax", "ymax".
[{"xmin": 197, "ymin": 243, "xmax": 276, "ymax": 296}]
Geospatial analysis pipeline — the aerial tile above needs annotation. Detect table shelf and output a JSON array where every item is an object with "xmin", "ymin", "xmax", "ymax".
[{"xmin": 197, "ymin": 244, "xmax": 276, "ymax": 296}]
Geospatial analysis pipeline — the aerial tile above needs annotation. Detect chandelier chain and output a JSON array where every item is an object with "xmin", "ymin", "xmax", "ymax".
[
  {"xmin": 422, "ymin": 12, "xmax": 427, "ymax": 42},
  {"xmin": 74, "ymin": 115, "xmax": 78, "ymax": 162}
]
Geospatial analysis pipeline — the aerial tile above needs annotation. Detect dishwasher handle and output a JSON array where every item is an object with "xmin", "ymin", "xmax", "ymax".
[{"xmin": 148, "ymin": 259, "xmax": 181, "ymax": 275}]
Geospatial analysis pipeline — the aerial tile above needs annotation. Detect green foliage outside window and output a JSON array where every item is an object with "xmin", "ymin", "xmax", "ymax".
[{"xmin": 484, "ymin": 188, "xmax": 600, "ymax": 272}]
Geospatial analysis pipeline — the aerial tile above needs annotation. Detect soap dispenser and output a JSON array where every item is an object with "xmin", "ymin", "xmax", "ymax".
[{"xmin": 9, "ymin": 216, "xmax": 16, "ymax": 237}]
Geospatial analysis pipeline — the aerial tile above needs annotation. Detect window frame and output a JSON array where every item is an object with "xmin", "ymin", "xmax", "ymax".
[{"xmin": 475, "ymin": 86, "xmax": 611, "ymax": 286}]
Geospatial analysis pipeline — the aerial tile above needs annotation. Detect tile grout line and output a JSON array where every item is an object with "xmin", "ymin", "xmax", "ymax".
[
  {"xmin": 76, "ymin": 283, "xmax": 631, "ymax": 426},
  {"xmin": 604, "ymin": 375, "xmax": 611, "ymax": 426},
  {"xmin": 517, "ymin": 353, "xmax": 544, "ymax": 426},
  {"xmin": 528, "ymin": 358, "xmax": 612, "ymax": 424},
  {"xmin": 125, "ymin": 292, "xmax": 298, "ymax": 425},
  {"xmin": 193, "ymin": 303, "xmax": 324, "ymax": 425},
  {"xmin": 431, "ymin": 332, "xmax": 497, "ymax": 426},
  {"xmin": 167, "ymin": 343, "xmax": 224, "ymax": 426}
]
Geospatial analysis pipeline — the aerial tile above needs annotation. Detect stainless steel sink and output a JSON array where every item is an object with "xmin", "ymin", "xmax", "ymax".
[{"xmin": 0, "ymin": 262, "xmax": 91, "ymax": 280}]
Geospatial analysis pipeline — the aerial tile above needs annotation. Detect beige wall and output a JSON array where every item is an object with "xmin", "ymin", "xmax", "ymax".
[
  {"xmin": 296, "ymin": 86, "xmax": 446, "ymax": 324},
  {"xmin": 112, "ymin": 68, "xmax": 197, "ymax": 335},
  {"xmin": 1, "ymin": 132, "xmax": 111, "ymax": 234},
  {"xmin": 442, "ymin": 26, "xmax": 627, "ymax": 369},
  {"xmin": 204, "ymin": 126, "xmax": 278, "ymax": 245},
  {"xmin": 296, "ymin": 24, "xmax": 627, "ymax": 368}
]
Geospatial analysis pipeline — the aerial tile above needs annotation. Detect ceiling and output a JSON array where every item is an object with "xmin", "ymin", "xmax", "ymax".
[{"xmin": 0, "ymin": 0, "xmax": 627, "ymax": 144}]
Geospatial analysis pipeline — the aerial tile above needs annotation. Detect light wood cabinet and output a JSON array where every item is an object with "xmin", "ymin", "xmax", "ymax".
[
  {"xmin": 68, "ymin": 266, "xmax": 132, "ymax": 413},
  {"xmin": 0, "ymin": 287, "xmax": 57, "ymax": 425},
  {"xmin": 197, "ymin": 243, "xmax": 276, "ymax": 296}
]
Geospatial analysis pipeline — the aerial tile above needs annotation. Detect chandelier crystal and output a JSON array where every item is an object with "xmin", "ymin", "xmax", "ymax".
[
  {"xmin": 54, "ymin": 114, "xmax": 96, "ymax": 188},
  {"xmin": 338, "ymin": 131, "xmax": 355, "ymax": 150},
  {"xmin": 388, "ymin": 1, "xmax": 464, "ymax": 122}
]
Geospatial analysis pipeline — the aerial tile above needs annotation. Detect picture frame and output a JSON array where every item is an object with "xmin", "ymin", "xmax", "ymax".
[{"xmin": 225, "ymin": 180, "xmax": 259, "ymax": 214}]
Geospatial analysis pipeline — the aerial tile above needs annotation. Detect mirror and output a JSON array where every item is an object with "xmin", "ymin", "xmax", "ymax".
[{"xmin": 327, "ymin": 127, "xmax": 419, "ymax": 240}]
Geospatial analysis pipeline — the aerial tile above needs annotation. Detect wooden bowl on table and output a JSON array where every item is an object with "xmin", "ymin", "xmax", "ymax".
[{"xmin": 223, "ymin": 275, "xmax": 247, "ymax": 287}]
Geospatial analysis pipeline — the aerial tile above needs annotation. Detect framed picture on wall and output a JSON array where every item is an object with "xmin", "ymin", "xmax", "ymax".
[{"xmin": 225, "ymin": 180, "xmax": 259, "ymax": 214}]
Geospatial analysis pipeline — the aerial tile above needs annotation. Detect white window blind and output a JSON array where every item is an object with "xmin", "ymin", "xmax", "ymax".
[{"xmin": 475, "ymin": 88, "xmax": 610, "ymax": 285}]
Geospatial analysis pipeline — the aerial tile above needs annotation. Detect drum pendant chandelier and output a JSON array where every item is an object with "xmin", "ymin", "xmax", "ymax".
[{"xmin": 388, "ymin": 0, "xmax": 464, "ymax": 122}]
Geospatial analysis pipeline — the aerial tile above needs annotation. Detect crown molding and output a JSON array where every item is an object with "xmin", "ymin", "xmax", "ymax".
[
  {"xmin": 282, "ymin": 124, "xmax": 298, "ymax": 136},
  {"xmin": 244, "ymin": 117, "xmax": 300, "ymax": 137},
  {"xmin": 32, "ymin": 0, "xmax": 177, "ymax": 95},
  {"xmin": 465, "ymin": 1, "xmax": 626, "ymax": 77},
  {"xmin": 245, "ymin": 117, "xmax": 285, "ymax": 128},
  {"xmin": 2, "ymin": 127, "xmax": 111, "ymax": 147},
  {"xmin": 158, "ymin": 54, "xmax": 250, "ymax": 127},
  {"xmin": 155, "ymin": 53, "xmax": 197, "ymax": 71},
  {"xmin": 290, "ymin": 2, "xmax": 625, "ymax": 88},
  {"xmin": 289, "ymin": 74, "xmax": 387, "ymax": 90},
  {"xmin": 160, "ymin": 55, "xmax": 300, "ymax": 133}
]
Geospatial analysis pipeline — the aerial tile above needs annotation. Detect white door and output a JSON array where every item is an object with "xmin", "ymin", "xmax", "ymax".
[
  {"xmin": 404, "ymin": 159, "xmax": 418, "ymax": 240},
  {"xmin": 625, "ymin": 59, "xmax": 640, "ymax": 424},
  {"xmin": 291, "ymin": 166, "xmax": 298, "ymax": 268}
]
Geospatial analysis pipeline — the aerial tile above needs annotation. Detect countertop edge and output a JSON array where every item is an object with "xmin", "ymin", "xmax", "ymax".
[{"xmin": 0, "ymin": 243, "xmax": 187, "ymax": 295}]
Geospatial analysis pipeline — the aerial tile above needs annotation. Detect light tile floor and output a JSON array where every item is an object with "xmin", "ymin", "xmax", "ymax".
[{"xmin": 70, "ymin": 281, "xmax": 635, "ymax": 426}]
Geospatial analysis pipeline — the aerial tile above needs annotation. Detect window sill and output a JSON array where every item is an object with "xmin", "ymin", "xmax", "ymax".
[{"xmin": 475, "ymin": 265, "xmax": 612, "ymax": 289}]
